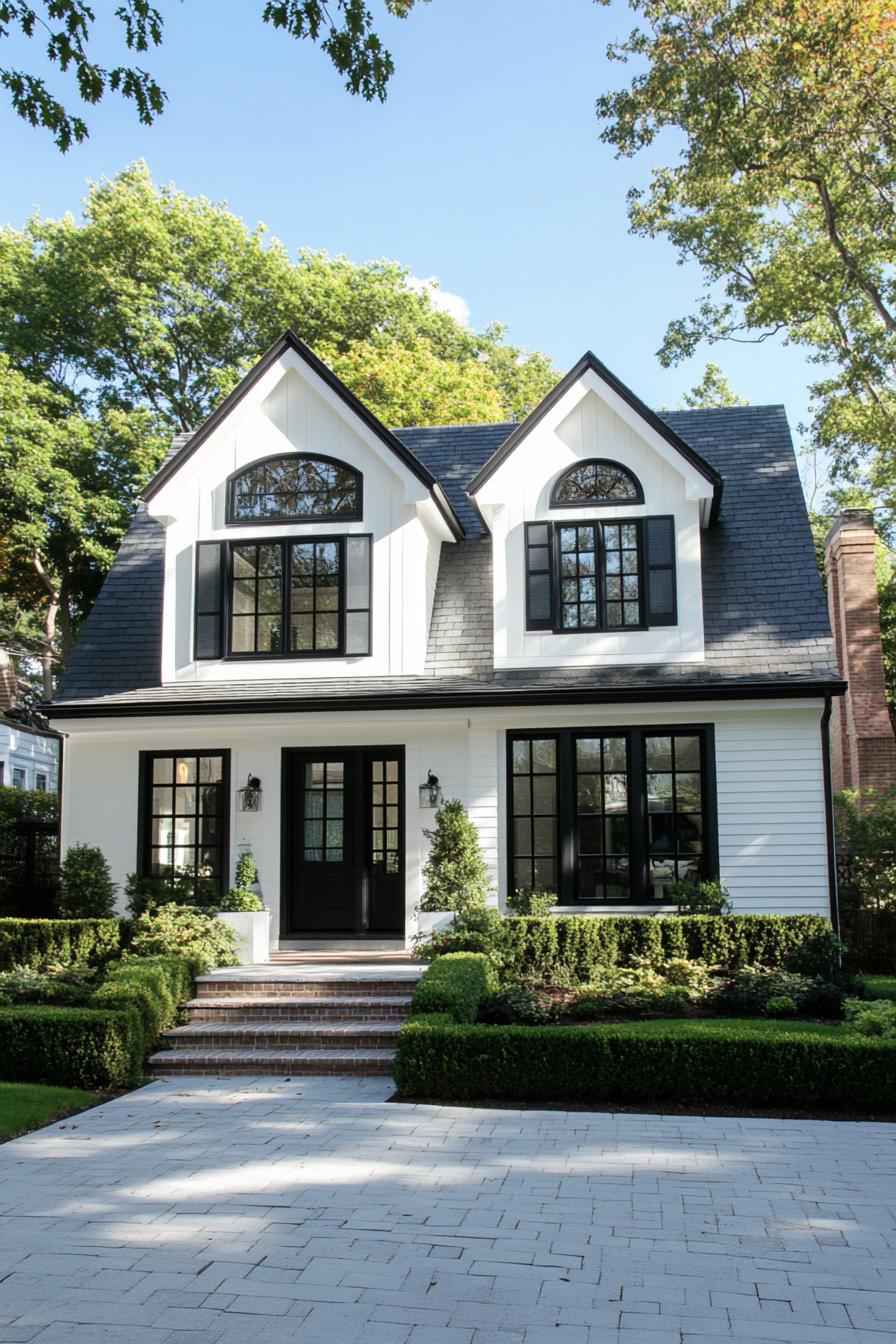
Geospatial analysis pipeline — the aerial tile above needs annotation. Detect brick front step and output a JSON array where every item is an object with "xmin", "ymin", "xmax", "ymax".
[
  {"xmin": 195, "ymin": 977, "xmax": 419, "ymax": 998},
  {"xmin": 162, "ymin": 1019, "xmax": 402, "ymax": 1051},
  {"xmin": 186, "ymin": 995, "xmax": 413, "ymax": 1021},
  {"xmin": 147, "ymin": 1048, "xmax": 396, "ymax": 1076}
]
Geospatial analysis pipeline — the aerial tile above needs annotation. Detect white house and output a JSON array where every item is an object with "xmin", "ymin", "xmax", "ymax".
[
  {"xmin": 48, "ymin": 332, "xmax": 844, "ymax": 949},
  {"xmin": 0, "ymin": 653, "xmax": 60, "ymax": 793}
]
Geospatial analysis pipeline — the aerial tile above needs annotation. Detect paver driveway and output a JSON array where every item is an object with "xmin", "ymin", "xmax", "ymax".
[{"xmin": 0, "ymin": 1077, "xmax": 894, "ymax": 1344}]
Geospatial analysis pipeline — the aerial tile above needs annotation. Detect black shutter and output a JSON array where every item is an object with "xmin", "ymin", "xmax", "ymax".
[
  {"xmin": 194, "ymin": 542, "xmax": 225, "ymax": 659},
  {"xmin": 525, "ymin": 523, "xmax": 554, "ymax": 630},
  {"xmin": 344, "ymin": 534, "xmax": 372, "ymax": 656},
  {"xmin": 645, "ymin": 516, "xmax": 677, "ymax": 626}
]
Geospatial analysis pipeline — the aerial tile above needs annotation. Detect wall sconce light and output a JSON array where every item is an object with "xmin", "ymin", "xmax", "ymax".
[
  {"xmin": 419, "ymin": 770, "xmax": 442, "ymax": 809},
  {"xmin": 238, "ymin": 774, "xmax": 263, "ymax": 812}
]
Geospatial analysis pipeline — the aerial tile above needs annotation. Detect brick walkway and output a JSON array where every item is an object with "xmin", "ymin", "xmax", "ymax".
[{"xmin": 0, "ymin": 1077, "xmax": 894, "ymax": 1343}]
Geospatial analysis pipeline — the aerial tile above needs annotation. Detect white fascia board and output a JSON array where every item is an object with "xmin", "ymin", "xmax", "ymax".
[{"xmin": 145, "ymin": 347, "xmax": 432, "ymax": 522}]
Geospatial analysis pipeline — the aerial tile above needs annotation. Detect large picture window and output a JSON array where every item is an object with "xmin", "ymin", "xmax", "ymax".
[
  {"xmin": 227, "ymin": 454, "xmax": 361, "ymax": 523},
  {"xmin": 195, "ymin": 534, "xmax": 371, "ymax": 660},
  {"xmin": 525, "ymin": 515, "xmax": 676, "ymax": 632},
  {"xmin": 508, "ymin": 728, "xmax": 716, "ymax": 905},
  {"xmin": 140, "ymin": 751, "xmax": 229, "ymax": 899}
]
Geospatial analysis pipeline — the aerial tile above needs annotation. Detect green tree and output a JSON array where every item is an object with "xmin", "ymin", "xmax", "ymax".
[
  {"xmin": 0, "ymin": 1, "xmax": 426, "ymax": 151},
  {"xmin": 420, "ymin": 799, "xmax": 492, "ymax": 914},
  {"xmin": 597, "ymin": 0, "xmax": 896, "ymax": 507},
  {"xmin": 0, "ymin": 165, "xmax": 556, "ymax": 692},
  {"xmin": 679, "ymin": 364, "xmax": 748, "ymax": 410},
  {"xmin": 0, "ymin": 356, "xmax": 160, "ymax": 697},
  {"xmin": 58, "ymin": 843, "xmax": 117, "ymax": 918}
]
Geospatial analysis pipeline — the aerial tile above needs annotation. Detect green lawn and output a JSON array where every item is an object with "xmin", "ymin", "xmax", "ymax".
[
  {"xmin": 864, "ymin": 976, "xmax": 896, "ymax": 1001},
  {"xmin": 0, "ymin": 1083, "xmax": 100, "ymax": 1142}
]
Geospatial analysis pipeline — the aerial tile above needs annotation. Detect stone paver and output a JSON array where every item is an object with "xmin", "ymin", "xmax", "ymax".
[{"xmin": 0, "ymin": 1077, "xmax": 894, "ymax": 1343}]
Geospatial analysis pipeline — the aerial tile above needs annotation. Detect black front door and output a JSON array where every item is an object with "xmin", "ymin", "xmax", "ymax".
[{"xmin": 282, "ymin": 748, "xmax": 404, "ymax": 937}]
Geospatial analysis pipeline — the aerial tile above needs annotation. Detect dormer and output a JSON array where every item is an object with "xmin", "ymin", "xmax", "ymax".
[
  {"xmin": 140, "ymin": 331, "xmax": 462, "ymax": 684},
  {"xmin": 468, "ymin": 352, "xmax": 722, "ymax": 669}
]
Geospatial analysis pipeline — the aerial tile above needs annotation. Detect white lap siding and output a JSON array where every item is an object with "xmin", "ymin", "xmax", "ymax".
[{"xmin": 56, "ymin": 696, "xmax": 831, "ymax": 939}]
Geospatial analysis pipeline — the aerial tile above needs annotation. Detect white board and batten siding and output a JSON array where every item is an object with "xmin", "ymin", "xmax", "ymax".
[{"xmin": 58, "ymin": 696, "xmax": 831, "ymax": 937}]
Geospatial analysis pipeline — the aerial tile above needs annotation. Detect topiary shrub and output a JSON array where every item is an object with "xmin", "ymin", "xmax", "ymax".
[
  {"xmin": 58, "ymin": 844, "xmax": 117, "ymax": 918},
  {"xmin": 128, "ymin": 905, "xmax": 238, "ymax": 971},
  {"xmin": 420, "ymin": 799, "xmax": 491, "ymax": 914},
  {"xmin": 220, "ymin": 852, "xmax": 263, "ymax": 912}
]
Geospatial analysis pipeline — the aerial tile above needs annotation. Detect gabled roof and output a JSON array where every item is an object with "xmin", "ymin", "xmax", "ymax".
[
  {"xmin": 467, "ymin": 351, "xmax": 724, "ymax": 522},
  {"xmin": 51, "ymin": 404, "xmax": 841, "ymax": 712},
  {"xmin": 140, "ymin": 329, "xmax": 465, "ymax": 540}
]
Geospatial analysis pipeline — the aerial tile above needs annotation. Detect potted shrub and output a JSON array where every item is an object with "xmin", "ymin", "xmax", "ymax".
[
  {"xmin": 216, "ymin": 852, "xmax": 270, "ymax": 964},
  {"xmin": 417, "ymin": 798, "xmax": 491, "ymax": 936}
]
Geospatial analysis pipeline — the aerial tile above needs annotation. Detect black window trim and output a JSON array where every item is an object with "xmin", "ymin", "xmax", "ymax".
[
  {"xmin": 137, "ymin": 748, "xmax": 231, "ymax": 898},
  {"xmin": 546, "ymin": 517, "xmax": 647, "ymax": 634},
  {"xmin": 225, "ymin": 451, "xmax": 363, "ymax": 527},
  {"xmin": 550, "ymin": 457, "xmax": 645, "ymax": 509},
  {"xmin": 223, "ymin": 532, "xmax": 373, "ymax": 661},
  {"xmin": 506, "ymin": 725, "xmax": 718, "ymax": 906}
]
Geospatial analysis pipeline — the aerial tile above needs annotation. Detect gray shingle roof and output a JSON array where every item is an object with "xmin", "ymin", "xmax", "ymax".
[{"xmin": 53, "ymin": 405, "xmax": 840, "ymax": 713}]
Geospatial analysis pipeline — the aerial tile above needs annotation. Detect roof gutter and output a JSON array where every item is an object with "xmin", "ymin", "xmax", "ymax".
[
  {"xmin": 45, "ymin": 677, "xmax": 848, "ymax": 721},
  {"xmin": 820, "ymin": 694, "xmax": 842, "ymax": 937}
]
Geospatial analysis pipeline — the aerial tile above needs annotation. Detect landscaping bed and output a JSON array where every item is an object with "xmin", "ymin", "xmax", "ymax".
[{"xmin": 396, "ymin": 921, "xmax": 896, "ymax": 1115}]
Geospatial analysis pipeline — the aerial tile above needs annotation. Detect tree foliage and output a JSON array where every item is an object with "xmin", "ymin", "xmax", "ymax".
[
  {"xmin": 597, "ymin": 0, "xmax": 896, "ymax": 505},
  {"xmin": 679, "ymin": 363, "xmax": 748, "ymax": 409},
  {"xmin": 0, "ymin": 1, "xmax": 425, "ymax": 151},
  {"xmin": 0, "ymin": 164, "xmax": 555, "ymax": 692}
]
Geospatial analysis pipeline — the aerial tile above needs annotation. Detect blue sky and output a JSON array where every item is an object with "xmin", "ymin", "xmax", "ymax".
[{"xmin": 0, "ymin": 0, "xmax": 819, "ymax": 453}]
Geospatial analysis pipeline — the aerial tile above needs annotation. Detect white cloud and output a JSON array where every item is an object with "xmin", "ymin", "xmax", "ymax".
[{"xmin": 408, "ymin": 274, "xmax": 471, "ymax": 327}]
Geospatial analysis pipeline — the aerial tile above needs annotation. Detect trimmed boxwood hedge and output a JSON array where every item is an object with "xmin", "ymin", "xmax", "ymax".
[
  {"xmin": 502, "ymin": 914, "xmax": 837, "ymax": 980},
  {"xmin": 0, "ymin": 954, "xmax": 199, "ymax": 1088},
  {"xmin": 393, "ymin": 1018, "xmax": 896, "ymax": 1113},
  {"xmin": 0, "ymin": 918, "xmax": 121, "ymax": 971},
  {"xmin": 0, "ymin": 1006, "xmax": 136, "ymax": 1089},
  {"xmin": 410, "ymin": 952, "xmax": 497, "ymax": 1022}
]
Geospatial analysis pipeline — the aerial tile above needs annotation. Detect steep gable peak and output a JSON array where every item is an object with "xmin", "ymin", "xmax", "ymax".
[
  {"xmin": 140, "ymin": 329, "xmax": 464, "ymax": 539},
  {"xmin": 468, "ymin": 351, "xmax": 723, "ymax": 526}
]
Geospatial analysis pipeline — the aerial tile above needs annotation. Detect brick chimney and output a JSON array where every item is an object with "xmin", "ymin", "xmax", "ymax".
[{"xmin": 824, "ymin": 509, "xmax": 896, "ymax": 794}]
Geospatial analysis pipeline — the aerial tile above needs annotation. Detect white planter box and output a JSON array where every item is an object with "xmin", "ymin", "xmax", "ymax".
[
  {"xmin": 417, "ymin": 910, "xmax": 456, "ymax": 936},
  {"xmin": 218, "ymin": 910, "xmax": 271, "ymax": 965}
]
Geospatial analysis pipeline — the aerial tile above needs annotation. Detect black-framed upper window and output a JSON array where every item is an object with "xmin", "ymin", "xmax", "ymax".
[
  {"xmin": 227, "ymin": 454, "xmax": 362, "ymax": 524},
  {"xmin": 194, "ymin": 534, "xmax": 372, "ymax": 661},
  {"xmin": 139, "ymin": 751, "xmax": 229, "ymax": 899},
  {"xmin": 526, "ymin": 515, "xmax": 676, "ymax": 632},
  {"xmin": 550, "ymin": 458, "xmax": 644, "ymax": 508},
  {"xmin": 508, "ymin": 727, "xmax": 716, "ymax": 905}
]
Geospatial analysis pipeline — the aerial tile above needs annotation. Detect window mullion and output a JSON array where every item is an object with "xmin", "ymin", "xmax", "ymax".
[
  {"xmin": 629, "ymin": 730, "xmax": 647, "ymax": 904},
  {"xmin": 559, "ymin": 731, "xmax": 577, "ymax": 904}
]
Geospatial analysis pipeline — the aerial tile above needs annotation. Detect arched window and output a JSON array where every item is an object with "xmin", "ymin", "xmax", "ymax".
[
  {"xmin": 227, "ymin": 454, "xmax": 362, "ymax": 523},
  {"xmin": 550, "ymin": 458, "xmax": 644, "ymax": 508}
]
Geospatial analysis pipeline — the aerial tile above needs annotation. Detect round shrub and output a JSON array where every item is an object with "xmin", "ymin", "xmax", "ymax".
[
  {"xmin": 128, "ymin": 905, "xmax": 238, "ymax": 971},
  {"xmin": 476, "ymin": 987, "xmax": 551, "ymax": 1026},
  {"xmin": 765, "ymin": 995, "xmax": 797, "ymax": 1018},
  {"xmin": 220, "ymin": 887, "xmax": 263, "ymax": 912},
  {"xmin": 58, "ymin": 844, "xmax": 117, "ymax": 918}
]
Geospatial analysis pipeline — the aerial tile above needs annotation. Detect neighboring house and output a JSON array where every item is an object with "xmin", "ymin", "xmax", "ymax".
[
  {"xmin": 0, "ymin": 652, "xmax": 60, "ymax": 793},
  {"xmin": 48, "ymin": 332, "xmax": 845, "ymax": 948}
]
